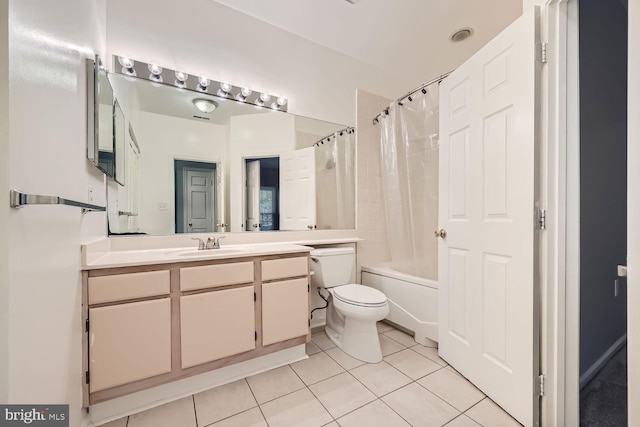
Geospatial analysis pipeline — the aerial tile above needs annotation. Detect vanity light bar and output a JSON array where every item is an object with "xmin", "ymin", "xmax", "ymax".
[{"xmin": 112, "ymin": 55, "xmax": 288, "ymax": 112}]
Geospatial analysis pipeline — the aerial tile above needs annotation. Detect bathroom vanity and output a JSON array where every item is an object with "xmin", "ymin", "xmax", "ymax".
[{"xmin": 81, "ymin": 244, "xmax": 311, "ymax": 406}]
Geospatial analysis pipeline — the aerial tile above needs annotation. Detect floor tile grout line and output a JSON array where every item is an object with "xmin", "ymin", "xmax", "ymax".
[
  {"xmin": 286, "ymin": 360, "xmax": 337, "ymax": 422},
  {"xmin": 243, "ymin": 377, "xmax": 270, "ymax": 427}
]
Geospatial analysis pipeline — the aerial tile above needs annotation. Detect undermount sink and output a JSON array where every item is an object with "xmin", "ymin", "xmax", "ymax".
[
  {"xmin": 177, "ymin": 249, "xmax": 244, "ymax": 257},
  {"xmin": 164, "ymin": 246, "xmax": 256, "ymax": 257}
]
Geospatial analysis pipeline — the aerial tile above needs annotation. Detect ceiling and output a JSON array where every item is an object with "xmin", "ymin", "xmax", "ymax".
[{"xmin": 212, "ymin": 0, "xmax": 522, "ymax": 86}]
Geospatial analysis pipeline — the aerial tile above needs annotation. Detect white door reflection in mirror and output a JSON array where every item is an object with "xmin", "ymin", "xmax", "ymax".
[
  {"xmin": 281, "ymin": 147, "xmax": 316, "ymax": 231},
  {"xmin": 246, "ymin": 160, "xmax": 261, "ymax": 231}
]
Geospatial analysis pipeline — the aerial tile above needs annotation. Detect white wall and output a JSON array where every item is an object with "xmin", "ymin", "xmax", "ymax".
[
  {"xmin": 229, "ymin": 113, "xmax": 296, "ymax": 232},
  {"xmin": 4, "ymin": 1, "xmax": 106, "ymax": 426},
  {"xmin": 134, "ymin": 112, "xmax": 228, "ymax": 235},
  {"xmin": 106, "ymin": 0, "xmax": 407, "ymax": 127}
]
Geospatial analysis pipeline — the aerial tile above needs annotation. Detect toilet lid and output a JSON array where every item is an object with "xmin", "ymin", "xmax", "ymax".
[{"xmin": 333, "ymin": 284, "xmax": 387, "ymax": 307}]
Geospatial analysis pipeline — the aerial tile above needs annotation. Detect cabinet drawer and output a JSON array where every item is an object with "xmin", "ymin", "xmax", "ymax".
[
  {"xmin": 180, "ymin": 286, "xmax": 256, "ymax": 368},
  {"xmin": 88, "ymin": 270, "xmax": 170, "ymax": 305},
  {"xmin": 262, "ymin": 278, "xmax": 309, "ymax": 345},
  {"xmin": 180, "ymin": 261, "xmax": 254, "ymax": 292},
  {"xmin": 261, "ymin": 257, "xmax": 308, "ymax": 281},
  {"xmin": 89, "ymin": 298, "xmax": 171, "ymax": 392}
]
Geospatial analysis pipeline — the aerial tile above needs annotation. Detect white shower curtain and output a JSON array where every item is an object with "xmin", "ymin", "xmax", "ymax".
[
  {"xmin": 379, "ymin": 85, "xmax": 439, "ymax": 280},
  {"xmin": 315, "ymin": 130, "xmax": 356, "ymax": 229}
]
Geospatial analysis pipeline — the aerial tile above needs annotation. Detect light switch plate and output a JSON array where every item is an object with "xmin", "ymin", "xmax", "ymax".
[{"xmin": 158, "ymin": 202, "xmax": 168, "ymax": 211}]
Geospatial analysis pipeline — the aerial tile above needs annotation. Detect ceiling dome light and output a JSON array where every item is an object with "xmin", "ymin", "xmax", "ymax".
[
  {"xmin": 450, "ymin": 28, "xmax": 474, "ymax": 43},
  {"xmin": 193, "ymin": 98, "xmax": 218, "ymax": 114}
]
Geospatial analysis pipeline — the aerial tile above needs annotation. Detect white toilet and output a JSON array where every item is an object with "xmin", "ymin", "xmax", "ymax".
[{"xmin": 309, "ymin": 247, "xmax": 389, "ymax": 363}]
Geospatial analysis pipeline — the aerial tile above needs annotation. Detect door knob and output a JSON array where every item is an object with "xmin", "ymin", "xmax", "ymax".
[
  {"xmin": 252, "ymin": 223, "xmax": 259, "ymax": 228},
  {"xmin": 188, "ymin": 222, "xmax": 193, "ymax": 227},
  {"xmin": 434, "ymin": 229, "xmax": 447, "ymax": 239}
]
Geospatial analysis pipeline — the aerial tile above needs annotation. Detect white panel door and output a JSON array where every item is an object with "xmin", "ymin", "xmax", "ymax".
[
  {"xmin": 280, "ymin": 147, "xmax": 316, "ymax": 230},
  {"xmin": 246, "ymin": 160, "xmax": 261, "ymax": 231},
  {"xmin": 438, "ymin": 11, "xmax": 538, "ymax": 426},
  {"xmin": 216, "ymin": 162, "xmax": 226, "ymax": 232}
]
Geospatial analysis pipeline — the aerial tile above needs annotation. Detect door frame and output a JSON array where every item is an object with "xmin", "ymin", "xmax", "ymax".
[
  {"xmin": 545, "ymin": 0, "xmax": 637, "ymax": 426},
  {"xmin": 241, "ymin": 155, "xmax": 280, "ymax": 232},
  {"xmin": 527, "ymin": 0, "xmax": 574, "ymax": 425},
  {"xmin": 174, "ymin": 159, "xmax": 217, "ymax": 234}
]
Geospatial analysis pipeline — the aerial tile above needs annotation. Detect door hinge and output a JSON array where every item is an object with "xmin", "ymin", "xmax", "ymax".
[
  {"xmin": 308, "ymin": 319, "xmax": 311, "ymax": 327},
  {"xmin": 307, "ymin": 284, "xmax": 310, "ymax": 292},
  {"xmin": 255, "ymin": 331, "xmax": 257, "ymax": 341},
  {"xmin": 254, "ymin": 292, "xmax": 256, "ymax": 302},
  {"xmin": 85, "ymin": 318, "xmax": 89, "ymax": 333},
  {"xmin": 538, "ymin": 42, "xmax": 548, "ymax": 63},
  {"xmin": 538, "ymin": 209, "xmax": 547, "ymax": 230},
  {"xmin": 538, "ymin": 374, "xmax": 545, "ymax": 397},
  {"xmin": 85, "ymin": 371, "xmax": 90, "ymax": 384}
]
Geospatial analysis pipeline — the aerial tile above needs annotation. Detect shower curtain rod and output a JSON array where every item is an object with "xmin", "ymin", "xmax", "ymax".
[
  {"xmin": 313, "ymin": 126, "xmax": 355, "ymax": 147},
  {"xmin": 372, "ymin": 70, "xmax": 453, "ymax": 125}
]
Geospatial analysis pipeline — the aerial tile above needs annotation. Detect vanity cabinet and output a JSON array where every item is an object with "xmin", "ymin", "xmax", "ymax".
[
  {"xmin": 83, "ymin": 252, "xmax": 310, "ymax": 406},
  {"xmin": 89, "ymin": 299, "xmax": 171, "ymax": 393},
  {"xmin": 261, "ymin": 257, "xmax": 310, "ymax": 346},
  {"xmin": 180, "ymin": 286, "xmax": 256, "ymax": 368}
]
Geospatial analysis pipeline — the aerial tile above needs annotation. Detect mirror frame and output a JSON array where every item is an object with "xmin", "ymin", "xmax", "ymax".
[{"xmin": 86, "ymin": 55, "xmax": 100, "ymax": 170}]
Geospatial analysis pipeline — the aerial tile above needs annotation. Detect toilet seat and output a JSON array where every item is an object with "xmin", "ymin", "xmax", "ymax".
[{"xmin": 332, "ymin": 284, "xmax": 387, "ymax": 307}]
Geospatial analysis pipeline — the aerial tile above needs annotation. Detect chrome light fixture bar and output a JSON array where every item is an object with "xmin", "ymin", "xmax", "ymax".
[{"xmin": 112, "ymin": 55, "xmax": 288, "ymax": 112}]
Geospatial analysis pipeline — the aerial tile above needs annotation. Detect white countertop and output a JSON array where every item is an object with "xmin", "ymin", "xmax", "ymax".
[{"xmin": 83, "ymin": 243, "xmax": 313, "ymax": 270}]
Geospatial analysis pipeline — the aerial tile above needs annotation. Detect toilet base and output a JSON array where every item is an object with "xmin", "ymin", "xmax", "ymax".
[{"xmin": 325, "ymin": 293, "xmax": 389, "ymax": 363}]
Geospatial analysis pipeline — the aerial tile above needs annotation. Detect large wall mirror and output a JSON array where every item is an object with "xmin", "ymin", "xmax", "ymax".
[{"xmin": 104, "ymin": 72, "xmax": 356, "ymax": 235}]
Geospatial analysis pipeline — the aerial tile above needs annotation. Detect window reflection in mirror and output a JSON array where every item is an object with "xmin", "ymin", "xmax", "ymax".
[{"xmin": 105, "ymin": 72, "xmax": 354, "ymax": 235}]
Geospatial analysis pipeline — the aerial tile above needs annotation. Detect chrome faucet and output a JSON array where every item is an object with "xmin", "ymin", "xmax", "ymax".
[
  {"xmin": 191, "ymin": 237, "xmax": 206, "ymax": 250},
  {"xmin": 192, "ymin": 236, "xmax": 225, "ymax": 250},
  {"xmin": 206, "ymin": 235, "xmax": 225, "ymax": 249}
]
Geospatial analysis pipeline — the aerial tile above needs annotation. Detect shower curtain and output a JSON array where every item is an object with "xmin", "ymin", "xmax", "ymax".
[
  {"xmin": 315, "ymin": 130, "xmax": 356, "ymax": 229},
  {"xmin": 379, "ymin": 84, "xmax": 439, "ymax": 280}
]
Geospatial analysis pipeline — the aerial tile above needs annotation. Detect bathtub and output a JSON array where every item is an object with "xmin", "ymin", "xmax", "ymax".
[{"xmin": 361, "ymin": 265, "xmax": 438, "ymax": 346}]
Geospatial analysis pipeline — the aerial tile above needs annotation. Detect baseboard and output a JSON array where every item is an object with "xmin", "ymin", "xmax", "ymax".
[{"xmin": 579, "ymin": 333, "xmax": 627, "ymax": 389}]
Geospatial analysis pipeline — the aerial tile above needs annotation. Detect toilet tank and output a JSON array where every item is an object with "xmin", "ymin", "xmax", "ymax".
[{"xmin": 309, "ymin": 247, "xmax": 355, "ymax": 288}]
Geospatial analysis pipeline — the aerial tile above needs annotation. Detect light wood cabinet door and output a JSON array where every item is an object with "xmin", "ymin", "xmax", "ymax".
[
  {"xmin": 89, "ymin": 298, "xmax": 171, "ymax": 393},
  {"xmin": 180, "ymin": 286, "xmax": 256, "ymax": 369},
  {"xmin": 262, "ymin": 278, "xmax": 309, "ymax": 346}
]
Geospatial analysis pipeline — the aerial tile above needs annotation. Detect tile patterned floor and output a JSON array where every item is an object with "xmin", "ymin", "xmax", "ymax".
[{"xmin": 100, "ymin": 323, "xmax": 522, "ymax": 427}]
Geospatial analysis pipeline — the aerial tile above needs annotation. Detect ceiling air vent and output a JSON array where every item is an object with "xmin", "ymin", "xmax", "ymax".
[{"xmin": 450, "ymin": 28, "xmax": 474, "ymax": 43}]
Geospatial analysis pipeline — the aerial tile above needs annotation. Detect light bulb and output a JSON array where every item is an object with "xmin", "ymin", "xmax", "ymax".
[
  {"xmin": 148, "ymin": 63, "xmax": 162, "ymax": 75},
  {"xmin": 118, "ymin": 56, "xmax": 134, "ymax": 69},
  {"xmin": 259, "ymin": 93, "xmax": 271, "ymax": 103},
  {"xmin": 241, "ymin": 87, "xmax": 252, "ymax": 97},
  {"xmin": 148, "ymin": 63, "xmax": 163, "ymax": 82},
  {"xmin": 175, "ymin": 71, "xmax": 188, "ymax": 88},
  {"xmin": 197, "ymin": 76, "xmax": 210, "ymax": 92},
  {"xmin": 220, "ymin": 82, "xmax": 232, "ymax": 93},
  {"xmin": 277, "ymin": 97, "xmax": 287, "ymax": 106},
  {"xmin": 118, "ymin": 56, "xmax": 136, "ymax": 76}
]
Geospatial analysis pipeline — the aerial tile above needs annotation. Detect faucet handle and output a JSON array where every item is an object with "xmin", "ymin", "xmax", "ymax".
[
  {"xmin": 206, "ymin": 235, "xmax": 225, "ymax": 249},
  {"xmin": 191, "ymin": 237, "xmax": 205, "ymax": 250}
]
